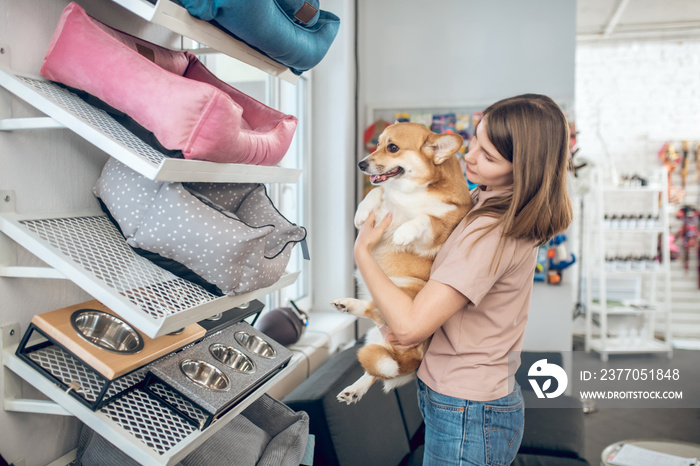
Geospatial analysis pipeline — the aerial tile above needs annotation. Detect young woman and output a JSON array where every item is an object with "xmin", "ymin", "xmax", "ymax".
[{"xmin": 353, "ymin": 94, "xmax": 573, "ymax": 465}]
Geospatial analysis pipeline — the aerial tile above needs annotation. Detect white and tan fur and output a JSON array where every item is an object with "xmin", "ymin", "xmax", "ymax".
[{"xmin": 331, "ymin": 122, "xmax": 472, "ymax": 404}]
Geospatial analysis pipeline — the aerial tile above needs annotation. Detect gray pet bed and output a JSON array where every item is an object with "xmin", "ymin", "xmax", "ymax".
[
  {"xmin": 94, "ymin": 159, "xmax": 306, "ymax": 295},
  {"xmin": 74, "ymin": 394, "xmax": 309, "ymax": 466}
]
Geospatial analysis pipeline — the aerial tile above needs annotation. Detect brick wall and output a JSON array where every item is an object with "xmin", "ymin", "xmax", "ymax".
[
  {"xmin": 576, "ymin": 39, "xmax": 700, "ymax": 339},
  {"xmin": 576, "ymin": 39, "xmax": 700, "ymax": 181}
]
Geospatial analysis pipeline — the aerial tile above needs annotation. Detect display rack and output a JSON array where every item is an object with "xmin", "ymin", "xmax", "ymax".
[
  {"xmin": 2, "ymin": 323, "xmax": 300, "ymax": 466},
  {"xmin": 584, "ymin": 168, "xmax": 673, "ymax": 361},
  {"xmin": 106, "ymin": 0, "xmax": 299, "ymax": 84},
  {"xmin": 0, "ymin": 68, "xmax": 301, "ymax": 184},
  {"xmin": 1, "ymin": 3, "xmax": 308, "ymax": 464},
  {"xmin": 0, "ymin": 211, "xmax": 299, "ymax": 338}
]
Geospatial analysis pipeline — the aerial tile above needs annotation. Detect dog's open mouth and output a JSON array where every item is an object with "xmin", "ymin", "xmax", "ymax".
[{"xmin": 370, "ymin": 167, "xmax": 404, "ymax": 184}]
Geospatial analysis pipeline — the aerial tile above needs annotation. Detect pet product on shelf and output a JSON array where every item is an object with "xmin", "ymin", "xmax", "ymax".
[
  {"xmin": 177, "ymin": 0, "xmax": 340, "ymax": 74},
  {"xmin": 94, "ymin": 158, "xmax": 307, "ymax": 296},
  {"xmin": 144, "ymin": 321, "xmax": 293, "ymax": 429},
  {"xmin": 41, "ymin": 2, "xmax": 298, "ymax": 165},
  {"xmin": 15, "ymin": 300, "xmax": 205, "ymax": 410},
  {"xmin": 254, "ymin": 300, "xmax": 309, "ymax": 346}
]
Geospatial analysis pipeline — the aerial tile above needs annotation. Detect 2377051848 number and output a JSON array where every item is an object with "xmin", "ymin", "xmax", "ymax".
[{"xmin": 599, "ymin": 368, "xmax": 680, "ymax": 381}]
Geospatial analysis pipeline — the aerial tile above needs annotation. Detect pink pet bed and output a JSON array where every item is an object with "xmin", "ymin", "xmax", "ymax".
[{"xmin": 41, "ymin": 2, "xmax": 298, "ymax": 166}]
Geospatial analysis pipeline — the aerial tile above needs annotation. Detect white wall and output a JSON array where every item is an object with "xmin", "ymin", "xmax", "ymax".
[
  {"xmin": 576, "ymin": 39, "xmax": 700, "ymax": 180},
  {"xmin": 358, "ymin": 0, "xmax": 576, "ymax": 115},
  {"xmin": 309, "ymin": 0, "xmax": 358, "ymax": 311}
]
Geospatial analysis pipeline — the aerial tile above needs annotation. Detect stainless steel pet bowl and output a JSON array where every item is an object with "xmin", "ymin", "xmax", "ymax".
[
  {"xmin": 179, "ymin": 359, "xmax": 231, "ymax": 392},
  {"xmin": 209, "ymin": 344, "xmax": 256, "ymax": 374},
  {"xmin": 70, "ymin": 309, "xmax": 144, "ymax": 354},
  {"xmin": 234, "ymin": 331, "xmax": 277, "ymax": 359}
]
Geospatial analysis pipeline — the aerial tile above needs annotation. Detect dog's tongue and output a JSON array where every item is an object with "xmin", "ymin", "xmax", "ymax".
[{"xmin": 371, "ymin": 174, "xmax": 386, "ymax": 183}]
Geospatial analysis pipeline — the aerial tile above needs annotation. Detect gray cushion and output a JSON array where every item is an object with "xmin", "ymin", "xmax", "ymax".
[
  {"xmin": 93, "ymin": 157, "xmax": 163, "ymax": 239},
  {"xmin": 76, "ymin": 394, "xmax": 309, "ymax": 466},
  {"xmin": 518, "ymin": 390, "xmax": 586, "ymax": 459},
  {"xmin": 94, "ymin": 159, "xmax": 306, "ymax": 295}
]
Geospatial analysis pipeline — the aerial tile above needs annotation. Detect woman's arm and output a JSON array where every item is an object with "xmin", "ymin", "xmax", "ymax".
[{"xmin": 354, "ymin": 211, "xmax": 469, "ymax": 345}]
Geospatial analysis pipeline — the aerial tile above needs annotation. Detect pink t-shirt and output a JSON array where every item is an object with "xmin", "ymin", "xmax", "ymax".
[{"xmin": 416, "ymin": 187, "xmax": 538, "ymax": 401}]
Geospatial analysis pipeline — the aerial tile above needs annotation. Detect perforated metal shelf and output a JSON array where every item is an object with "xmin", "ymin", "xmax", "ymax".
[
  {"xmin": 0, "ymin": 68, "xmax": 301, "ymax": 184},
  {"xmin": 0, "ymin": 211, "xmax": 300, "ymax": 338},
  {"xmin": 23, "ymin": 340, "xmax": 149, "ymax": 407},
  {"xmin": 3, "ymin": 338, "xmax": 299, "ymax": 466},
  {"xmin": 106, "ymin": 0, "xmax": 299, "ymax": 84}
]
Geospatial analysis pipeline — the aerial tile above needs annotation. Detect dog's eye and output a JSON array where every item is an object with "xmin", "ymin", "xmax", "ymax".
[{"xmin": 387, "ymin": 143, "xmax": 400, "ymax": 153}]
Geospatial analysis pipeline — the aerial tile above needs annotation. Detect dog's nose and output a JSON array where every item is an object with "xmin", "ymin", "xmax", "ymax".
[{"xmin": 358, "ymin": 160, "xmax": 368, "ymax": 171}]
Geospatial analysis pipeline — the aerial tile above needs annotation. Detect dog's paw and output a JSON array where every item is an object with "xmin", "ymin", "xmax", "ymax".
[
  {"xmin": 392, "ymin": 223, "xmax": 421, "ymax": 246},
  {"xmin": 353, "ymin": 208, "xmax": 371, "ymax": 229},
  {"xmin": 393, "ymin": 216, "xmax": 431, "ymax": 246},
  {"xmin": 330, "ymin": 298, "xmax": 350, "ymax": 313},
  {"xmin": 337, "ymin": 387, "xmax": 361, "ymax": 405}
]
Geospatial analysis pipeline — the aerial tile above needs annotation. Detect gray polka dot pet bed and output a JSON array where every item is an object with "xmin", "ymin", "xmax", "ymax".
[{"xmin": 94, "ymin": 158, "xmax": 306, "ymax": 295}]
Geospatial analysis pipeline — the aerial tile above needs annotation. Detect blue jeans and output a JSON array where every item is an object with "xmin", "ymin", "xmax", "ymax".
[{"xmin": 417, "ymin": 378, "xmax": 524, "ymax": 466}]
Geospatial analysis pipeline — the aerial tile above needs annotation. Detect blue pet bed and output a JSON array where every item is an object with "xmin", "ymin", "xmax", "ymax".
[{"xmin": 177, "ymin": 0, "xmax": 340, "ymax": 74}]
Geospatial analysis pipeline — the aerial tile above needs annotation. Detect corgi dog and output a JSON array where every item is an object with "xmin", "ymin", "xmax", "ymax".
[{"xmin": 331, "ymin": 122, "xmax": 472, "ymax": 404}]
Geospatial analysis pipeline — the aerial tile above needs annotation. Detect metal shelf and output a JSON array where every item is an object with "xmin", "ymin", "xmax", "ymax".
[
  {"xmin": 603, "ymin": 227, "xmax": 665, "ymax": 234},
  {"xmin": 0, "ymin": 68, "xmax": 301, "ymax": 184},
  {"xmin": 2, "ymin": 330, "xmax": 299, "ymax": 466},
  {"xmin": 588, "ymin": 337, "xmax": 672, "ymax": 355},
  {"xmin": 0, "ymin": 211, "xmax": 299, "ymax": 338},
  {"xmin": 588, "ymin": 304, "xmax": 663, "ymax": 315},
  {"xmin": 106, "ymin": 0, "xmax": 299, "ymax": 84},
  {"xmin": 584, "ymin": 168, "xmax": 673, "ymax": 361},
  {"xmin": 602, "ymin": 185, "xmax": 663, "ymax": 193},
  {"xmin": 602, "ymin": 268, "xmax": 665, "ymax": 276}
]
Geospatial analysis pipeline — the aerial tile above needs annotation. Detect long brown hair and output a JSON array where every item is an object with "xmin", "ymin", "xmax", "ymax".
[{"xmin": 465, "ymin": 94, "xmax": 573, "ymax": 267}]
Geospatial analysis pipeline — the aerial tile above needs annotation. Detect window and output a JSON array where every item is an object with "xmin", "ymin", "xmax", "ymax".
[{"xmin": 204, "ymin": 54, "xmax": 311, "ymax": 311}]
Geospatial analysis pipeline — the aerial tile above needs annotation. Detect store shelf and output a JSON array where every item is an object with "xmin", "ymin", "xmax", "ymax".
[
  {"xmin": 602, "ymin": 269, "xmax": 665, "ymax": 276},
  {"xmin": 584, "ymin": 167, "xmax": 672, "ymax": 360},
  {"xmin": 2, "ymin": 334, "xmax": 299, "ymax": 466},
  {"xmin": 0, "ymin": 68, "xmax": 301, "ymax": 184},
  {"xmin": 588, "ymin": 304, "xmax": 663, "ymax": 315},
  {"xmin": 603, "ymin": 227, "xmax": 665, "ymax": 233},
  {"xmin": 106, "ymin": 0, "xmax": 299, "ymax": 84},
  {"xmin": 602, "ymin": 185, "xmax": 663, "ymax": 193},
  {"xmin": 0, "ymin": 211, "xmax": 299, "ymax": 338},
  {"xmin": 588, "ymin": 338, "xmax": 672, "ymax": 355}
]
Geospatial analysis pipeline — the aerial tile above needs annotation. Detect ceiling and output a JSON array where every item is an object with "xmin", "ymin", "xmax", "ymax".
[{"xmin": 577, "ymin": 0, "xmax": 700, "ymax": 42}]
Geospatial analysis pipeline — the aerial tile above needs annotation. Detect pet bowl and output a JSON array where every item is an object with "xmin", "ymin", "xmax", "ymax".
[
  {"xmin": 70, "ymin": 309, "xmax": 144, "ymax": 354},
  {"xmin": 209, "ymin": 344, "xmax": 256, "ymax": 374},
  {"xmin": 234, "ymin": 331, "xmax": 277, "ymax": 359},
  {"xmin": 179, "ymin": 359, "xmax": 230, "ymax": 392}
]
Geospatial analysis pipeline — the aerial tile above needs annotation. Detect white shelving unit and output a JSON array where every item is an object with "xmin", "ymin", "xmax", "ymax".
[
  {"xmin": 0, "ymin": 2, "xmax": 306, "ymax": 464},
  {"xmin": 0, "ymin": 68, "xmax": 301, "ymax": 184},
  {"xmin": 2, "ymin": 323, "xmax": 299, "ymax": 466},
  {"xmin": 0, "ymin": 210, "xmax": 300, "ymax": 338},
  {"xmin": 584, "ymin": 168, "xmax": 673, "ymax": 361},
  {"xmin": 106, "ymin": 0, "xmax": 299, "ymax": 84}
]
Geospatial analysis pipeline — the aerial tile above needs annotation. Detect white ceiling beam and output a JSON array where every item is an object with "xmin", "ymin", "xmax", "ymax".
[{"xmin": 604, "ymin": 0, "xmax": 631, "ymax": 37}]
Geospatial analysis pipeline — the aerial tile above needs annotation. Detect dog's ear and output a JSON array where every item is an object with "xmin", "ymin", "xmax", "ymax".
[{"xmin": 422, "ymin": 133, "xmax": 463, "ymax": 164}]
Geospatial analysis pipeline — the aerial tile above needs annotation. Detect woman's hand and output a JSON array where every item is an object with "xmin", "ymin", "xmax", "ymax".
[
  {"xmin": 380, "ymin": 324, "xmax": 419, "ymax": 349},
  {"xmin": 354, "ymin": 211, "xmax": 392, "ymax": 256}
]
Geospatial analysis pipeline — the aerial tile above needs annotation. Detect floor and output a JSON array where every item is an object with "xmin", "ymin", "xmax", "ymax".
[{"xmin": 573, "ymin": 346, "xmax": 700, "ymax": 464}]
